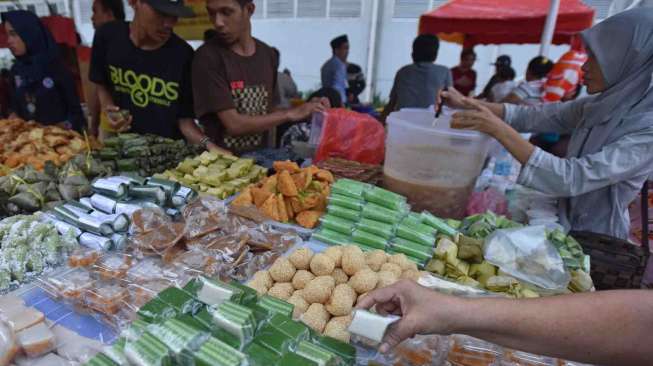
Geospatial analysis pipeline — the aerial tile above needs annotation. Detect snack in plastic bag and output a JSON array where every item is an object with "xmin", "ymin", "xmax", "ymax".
[
  {"xmin": 447, "ymin": 335, "xmax": 501, "ymax": 366},
  {"xmin": 7, "ymin": 307, "xmax": 44, "ymax": 332},
  {"xmin": 363, "ymin": 186, "xmax": 408, "ymax": 211},
  {"xmin": 348, "ymin": 309, "xmax": 399, "ymax": 343},
  {"xmin": 68, "ymin": 247, "xmax": 101, "ymax": 268},
  {"xmin": 155, "ymin": 287, "xmax": 202, "ymax": 315},
  {"xmin": 356, "ymin": 218, "xmax": 395, "ymax": 240},
  {"xmin": 16, "ymin": 322, "xmax": 55, "ymax": 358},
  {"xmin": 149, "ymin": 316, "xmax": 210, "ymax": 364},
  {"xmin": 0, "ymin": 319, "xmax": 18, "ymax": 365},
  {"xmin": 319, "ymin": 215, "xmax": 356, "ymax": 236},
  {"xmin": 85, "ymin": 284, "xmax": 129, "ymax": 315},
  {"xmin": 93, "ymin": 253, "xmax": 133, "ymax": 281},
  {"xmin": 361, "ymin": 203, "xmax": 404, "ymax": 225},
  {"xmin": 124, "ymin": 331, "xmax": 172, "ymax": 366},
  {"xmin": 40, "ymin": 269, "xmax": 95, "ymax": 301},
  {"xmin": 327, "ymin": 194, "xmax": 364, "ymax": 212},
  {"xmin": 312, "ymin": 229, "xmax": 351, "ymax": 247},
  {"xmin": 484, "ymin": 226, "xmax": 571, "ymax": 290},
  {"xmin": 352, "ymin": 229, "xmax": 387, "ymax": 250},
  {"xmin": 194, "ymin": 336, "xmax": 247, "ymax": 366},
  {"xmin": 210, "ymin": 301, "xmax": 256, "ymax": 347}
]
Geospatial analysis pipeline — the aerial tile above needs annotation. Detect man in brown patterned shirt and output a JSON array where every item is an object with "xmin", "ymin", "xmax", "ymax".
[{"xmin": 192, "ymin": 0, "xmax": 327, "ymax": 154}]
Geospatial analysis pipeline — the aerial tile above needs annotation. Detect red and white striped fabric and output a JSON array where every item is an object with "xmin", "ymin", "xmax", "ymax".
[{"xmin": 543, "ymin": 50, "xmax": 587, "ymax": 102}]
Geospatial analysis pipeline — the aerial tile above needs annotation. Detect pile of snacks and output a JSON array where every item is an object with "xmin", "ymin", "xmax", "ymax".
[
  {"xmin": 246, "ymin": 245, "xmax": 424, "ymax": 343},
  {"xmin": 424, "ymin": 215, "xmax": 594, "ymax": 297},
  {"xmin": 96, "ymin": 133, "xmax": 201, "ymax": 177},
  {"xmin": 0, "ymin": 119, "xmax": 100, "ymax": 170},
  {"xmin": 0, "ymin": 214, "xmax": 78, "ymax": 291},
  {"xmin": 86, "ymin": 278, "xmax": 357, "ymax": 366},
  {"xmin": 317, "ymin": 158, "xmax": 383, "ymax": 186},
  {"xmin": 0, "ymin": 155, "xmax": 109, "ymax": 218},
  {"xmin": 42, "ymin": 176, "xmax": 196, "ymax": 252},
  {"xmin": 129, "ymin": 196, "xmax": 298, "ymax": 282},
  {"xmin": 155, "ymin": 151, "xmax": 267, "ymax": 199},
  {"xmin": 231, "ymin": 161, "xmax": 333, "ymax": 229},
  {"xmin": 312, "ymin": 179, "xmax": 438, "ymax": 266},
  {"xmin": 0, "ymin": 295, "xmax": 104, "ymax": 365}
]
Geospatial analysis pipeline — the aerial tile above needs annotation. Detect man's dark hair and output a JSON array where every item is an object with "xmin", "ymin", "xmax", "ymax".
[
  {"xmin": 98, "ymin": 0, "xmax": 125, "ymax": 21},
  {"xmin": 330, "ymin": 35, "xmax": 348, "ymax": 51},
  {"xmin": 412, "ymin": 34, "xmax": 440, "ymax": 63},
  {"xmin": 527, "ymin": 56, "xmax": 554, "ymax": 79},
  {"xmin": 461, "ymin": 48, "xmax": 476, "ymax": 59},
  {"xmin": 236, "ymin": 0, "xmax": 254, "ymax": 7},
  {"xmin": 497, "ymin": 65, "xmax": 516, "ymax": 81},
  {"xmin": 309, "ymin": 87, "xmax": 343, "ymax": 108}
]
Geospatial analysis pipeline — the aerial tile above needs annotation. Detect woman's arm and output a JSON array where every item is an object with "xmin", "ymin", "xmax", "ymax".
[{"xmin": 518, "ymin": 126, "xmax": 653, "ymax": 197}]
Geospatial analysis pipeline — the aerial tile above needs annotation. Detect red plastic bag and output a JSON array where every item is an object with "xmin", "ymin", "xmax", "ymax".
[
  {"xmin": 465, "ymin": 188, "xmax": 508, "ymax": 216},
  {"xmin": 313, "ymin": 108, "xmax": 385, "ymax": 165}
]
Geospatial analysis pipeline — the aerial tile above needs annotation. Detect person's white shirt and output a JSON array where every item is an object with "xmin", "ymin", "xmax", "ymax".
[{"xmin": 489, "ymin": 80, "xmax": 517, "ymax": 102}]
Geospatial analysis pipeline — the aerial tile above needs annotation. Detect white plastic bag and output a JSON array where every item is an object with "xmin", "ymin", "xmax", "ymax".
[{"xmin": 484, "ymin": 225, "xmax": 570, "ymax": 290}]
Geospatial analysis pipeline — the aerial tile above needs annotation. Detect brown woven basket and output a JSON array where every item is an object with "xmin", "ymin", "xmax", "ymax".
[{"xmin": 570, "ymin": 231, "xmax": 650, "ymax": 290}]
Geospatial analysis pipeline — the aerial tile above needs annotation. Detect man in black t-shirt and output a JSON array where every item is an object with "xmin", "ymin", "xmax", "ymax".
[{"xmin": 90, "ymin": 0, "xmax": 223, "ymax": 151}]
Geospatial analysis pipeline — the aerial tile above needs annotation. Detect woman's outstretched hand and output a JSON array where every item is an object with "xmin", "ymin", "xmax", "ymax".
[{"xmin": 451, "ymin": 97, "xmax": 507, "ymax": 138}]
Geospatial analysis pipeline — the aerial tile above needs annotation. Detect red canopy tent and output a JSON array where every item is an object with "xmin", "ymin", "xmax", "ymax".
[
  {"xmin": 419, "ymin": 0, "xmax": 595, "ymax": 47},
  {"xmin": 0, "ymin": 15, "xmax": 78, "ymax": 48}
]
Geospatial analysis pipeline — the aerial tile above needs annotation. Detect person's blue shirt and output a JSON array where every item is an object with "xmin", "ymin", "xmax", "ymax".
[{"xmin": 321, "ymin": 56, "xmax": 347, "ymax": 104}]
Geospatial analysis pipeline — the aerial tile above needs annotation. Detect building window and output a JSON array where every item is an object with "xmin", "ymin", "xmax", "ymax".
[
  {"xmin": 298, "ymin": 0, "xmax": 326, "ymax": 18},
  {"xmin": 329, "ymin": 0, "xmax": 362, "ymax": 18},
  {"xmin": 267, "ymin": 0, "xmax": 294, "ymax": 18}
]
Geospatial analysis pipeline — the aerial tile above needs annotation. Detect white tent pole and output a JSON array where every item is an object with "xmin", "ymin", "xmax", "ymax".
[
  {"xmin": 363, "ymin": 0, "xmax": 381, "ymax": 104},
  {"xmin": 539, "ymin": 0, "xmax": 561, "ymax": 57}
]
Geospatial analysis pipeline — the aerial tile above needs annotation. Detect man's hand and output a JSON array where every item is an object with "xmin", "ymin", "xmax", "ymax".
[
  {"xmin": 451, "ymin": 98, "xmax": 507, "ymax": 137},
  {"xmin": 104, "ymin": 105, "xmax": 132, "ymax": 132},
  {"xmin": 356, "ymin": 280, "xmax": 461, "ymax": 353},
  {"xmin": 440, "ymin": 87, "xmax": 470, "ymax": 110},
  {"xmin": 286, "ymin": 100, "xmax": 327, "ymax": 122}
]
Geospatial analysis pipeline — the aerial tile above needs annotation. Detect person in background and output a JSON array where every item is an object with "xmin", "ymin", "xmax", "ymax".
[
  {"xmin": 478, "ymin": 54, "xmax": 511, "ymax": 99},
  {"xmin": 2, "ymin": 10, "xmax": 84, "ymax": 131},
  {"xmin": 381, "ymin": 34, "xmax": 452, "ymax": 121},
  {"xmin": 359, "ymin": 280, "xmax": 653, "ymax": 366},
  {"xmin": 502, "ymin": 56, "xmax": 554, "ymax": 105},
  {"xmin": 346, "ymin": 63, "xmax": 366, "ymax": 106},
  {"xmin": 91, "ymin": 0, "xmax": 125, "ymax": 29},
  {"xmin": 543, "ymin": 38, "xmax": 588, "ymax": 103},
  {"xmin": 321, "ymin": 34, "xmax": 349, "ymax": 105},
  {"xmin": 0, "ymin": 69, "xmax": 11, "ymax": 118},
  {"xmin": 273, "ymin": 48, "xmax": 299, "ymax": 110},
  {"xmin": 192, "ymin": 0, "xmax": 327, "ymax": 154},
  {"xmin": 90, "ymin": 0, "xmax": 213, "ymax": 148},
  {"xmin": 451, "ymin": 48, "xmax": 477, "ymax": 96},
  {"xmin": 88, "ymin": 0, "xmax": 125, "ymax": 137},
  {"xmin": 488, "ymin": 65, "xmax": 516, "ymax": 103}
]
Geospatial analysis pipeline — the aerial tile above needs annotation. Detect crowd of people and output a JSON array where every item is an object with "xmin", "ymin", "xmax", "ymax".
[{"xmin": 0, "ymin": 2, "xmax": 652, "ymax": 364}]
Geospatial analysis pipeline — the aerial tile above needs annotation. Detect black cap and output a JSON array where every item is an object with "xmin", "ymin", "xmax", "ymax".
[
  {"xmin": 492, "ymin": 55, "xmax": 511, "ymax": 67},
  {"xmin": 330, "ymin": 35, "xmax": 348, "ymax": 50},
  {"xmin": 143, "ymin": 0, "xmax": 194, "ymax": 18}
]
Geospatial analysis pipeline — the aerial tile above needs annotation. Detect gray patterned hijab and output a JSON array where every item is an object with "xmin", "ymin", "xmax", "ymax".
[{"xmin": 569, "ymin": 8, "xmax": 653, "ymax": 157}]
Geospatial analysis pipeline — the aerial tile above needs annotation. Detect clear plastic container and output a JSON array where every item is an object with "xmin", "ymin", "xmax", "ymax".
[{"xmin": 384, "ymin": 109, "xmax": 492, "ymax": 219}]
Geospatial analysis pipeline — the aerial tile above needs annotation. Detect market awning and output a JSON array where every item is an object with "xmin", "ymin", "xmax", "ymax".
[
  {"xmin": 0, "ymin": 15, "xmax": 78, "ymax": 48},
  {"xmin": 419, "ymin": 0, "xmax": 595, "ymax": 47}
]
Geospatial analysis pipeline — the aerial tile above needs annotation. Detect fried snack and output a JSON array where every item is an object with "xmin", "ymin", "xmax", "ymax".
[
  {"xmin": 277, "ymin": 170, "xmax": 299, "ymax": 197},
  {"xmin": 232, "ymin": 188, "xmax": 254, "ymax": 207},
  {"xmin": 315, "ymin": 170, "xmax": 335, "ymax": 183},
  {"xmin": 324, "ymin": 246, "xmax": 343, "ymax": 268},
  {"xmin": 252, "ymin": 187, "xmax": 274, "ymax": 207},
  {"xmin": 292, "ymin": 270, "xmax": 315, "ymax": 290},
  {"xmin": 260, "ymin": 195, "xmax": 281, "ymax": 221},
  {"xmin": 310, "ymin": 253, "xmax": 335, "ymax": 276},
  {"xmin": 296, "ymin": 210, "xmax": 323, "ymax": 229},
  {"xmin": 273, "ymin": 160, "xmax": 300, "ymax": 173},
  {"xmin": 331, "ymin": 268, "xmax": 349, "ymax": 285},
  {"xmin": 288, "ymin": 247, "xmax": 314, "ymax": 270},
  {"xmin": 277, "ymin": 194, "xmax": 290, "ymax": 222}
]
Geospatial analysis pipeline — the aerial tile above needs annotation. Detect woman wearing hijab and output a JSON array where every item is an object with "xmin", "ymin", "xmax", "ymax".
[
  {"xmin": 442, "ymin": 8, "xmax": 653, "ymax": 240},
  {"xmin": 2, "ymin": 10, "xmax": 84, "ymax": 131}
]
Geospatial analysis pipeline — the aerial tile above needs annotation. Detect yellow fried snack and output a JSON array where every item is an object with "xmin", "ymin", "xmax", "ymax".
[
  {"xmin": 277, "ymin": 193, "xmax": 290, "ymax": 223},
  {"xmin": 232, "ymin": 187, "xmax": 254, "ymax": 207},
  {"xmin": 305, "ymin": 165, "xmax": 320, "ymax": 177},
  {"xmin": 261, "ymin": 175, "xmax": 278, "ymax": 193},
  {"xmin": 296, "ymin": 210, "xmax": 323, "ymax": 229},
  {"xmin": 277, "ymin": 170, "xmax": 299, "ymax": 197},
  {"xmin": 273, "ymin": 160, "xmax": 301, "ymax": 173},
  {"xmin": 291, "ymin": 172, "xmax": 307, "ymax": 191},
  {"xmin": 285, "ymin": 197, "xmax": 295, "ymax": 220},
  {"xmin": 251, "ymin": 187, "xmax": 274, "ymax": 208},
  {"xmin": 315, "ymin": 169, "xmax": 335, "ymax": 183},
  {"xmin": 260, "ymin": 194, "xmax": 281, "ymax": 221}
]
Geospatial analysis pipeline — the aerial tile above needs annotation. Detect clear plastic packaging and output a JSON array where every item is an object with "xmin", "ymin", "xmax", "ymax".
[
  {"xmin": 447, "ymin": 335, "xmax": 502, "ymax": 366},
  {"xmin": 68, "ymin": 247, "xmax": 101, "ymax": 268},
  {"xmin": 351, "ymin": 229, "xmax": 388, "ymax": 250},
  {"xmin": 327, "ymin": 194, "xmax": 364, "ymax": 212},
  {"xmin": 330, "ymin": 179, "xmax": 371, "ymax": 200},
  {"xmin": 40, "ymin": 269, "xmax": 96, "ymax": 301},
  {"xmin": 312, "ymin": 229, "xmax": 351, "ymax": 246},
  {"xmin": 319, "ymin": 215, "xmax": 356, "ymax": 235},
  {"xmin": 363, "ymin": 186, "xmax": 408, "ymax": 211},
  {"xmin": 327, "ymin": 205, "xmax": 361, "ymax": 222},
  {"xmin": 92, "ymin": 253, "xmax": 133, "ymax": 281},
  {"xmin": 361, "ymin": 203, "xmax": 405, "ymax": 225},
  {"xmin": 85, "ymin": 283, "xmax": 129, "ymax": 315}
]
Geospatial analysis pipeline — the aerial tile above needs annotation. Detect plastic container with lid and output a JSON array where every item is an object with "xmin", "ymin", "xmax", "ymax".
[{"xmin": 384, "ymin": 108, "xmax": 492, "ymax": 219}]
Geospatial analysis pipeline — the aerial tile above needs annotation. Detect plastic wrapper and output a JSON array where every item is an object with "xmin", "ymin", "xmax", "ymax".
[
  {"xmin": 148, "ymin": 316, "xmax": 210, "ymax": 364},
  {"xmin": 0, "ymin": 318, "xmax": 18, "ymax": 365},
  {"xmin": 319, "ymin": 215, "xmax": 356, "ymax": 235},
  {"xmin": 92, "ymin": 178, "xmax": 128, "ymax": 199},
  {"xmin": 391, "ymin": 238, "xmax": 433, "ymax": 262},
  {"xmin": 194, "ymin": 336, "xmax": 247, "ymax": 366},
  {"xmin": 15, "ymin": 322, "xmax": 55, "ymax": 358},
  {"xmin": 348, "ymin": 309, "xmax": 399, "ymax": 344},
  {"xmin": 85, "ymin": 283, "xmax": 129, "ymax": 315},
  {"xmin": 330, "ymin": 179, "xmax": 370, "ymax": 200},
  {"xmin": 68, "ymin": 246, "xmax": 101, "ymax": 267},
  {"xmin": 128, "ymin": 185, "xmax": 167, "ymax": 206},
  {"xmin": 40, "ymin": 268, "xmax": 96, "ymax": 301},
  {"xmin": 249, "ymin": 327, "xmax": 293, "ymax": 357},
  {"xmin": 131, "ymin": 221, "xmax": 185, "ymax": 257},
  {"xmin": 124, "ymin": 331, "xmax": 172, "ymax": 366},
  {"xmin": 79, "ymin": 232, "xmax": 113, "ymax": 251},
  {"xmin": 313, "ymin": 335, "xmax": 356, "ymax": 366},
  {"xmin": 312, "ymin": 228, "xmax": 351, "ymax": 246},
  {"xmin": 190, "ymin": 277, "xmax": 243, "ymax": 307},
  {"xmin": 361, "ymin": 203, "xmax": 404, "ymax": 225},
  {"xmin": 256, "ymin": 295, "xmax": 294, "ymax": 318},
  {"xmin": 484, "ymin": 226, "xmax": 570, "ymax": 290},
  {"xmin": 327, "ymin": 205, "xmax": 360, "ymax": 222},
  {"xmin": 395, "ymin": 224, "xmax": 436, "ymax": 248},
  {"xmin": 53, "ymin": 205, "xmax": 113, "ymax": 236},
  {"xmin": 351, "ymin": 229, "xmax": 387, "ymax": 250},
  {"xmin": 385, "ymin": 335, "xmax": 448, "ymax": 366},
  {"xmin": 355, "ymin": 218, "xmax": 395, "ymax": 240},
  {"xmin": 92, "ymin": 253, "xmax": 133, "ymax": 281},
  {"xmin": 155, "ymin": 286, "xmax": 202, "ymax": 315},
  {"xmin": 447, "ymin": 335, "xmax": 502, "ymax": 366},
  {"xmin": 418, "ymin": 273, "xmax": 505, "ymax": 298},
  {"xmin": 327, "ymin": 194, "xmax": 364, "ymax": 212},
  {"xmin": 362, "ymin": 186, "xmax": 408, "ymax": 211},
  {"xmin": 502, "ymin": 349, "xmax": 558, "ymax": 366}
]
